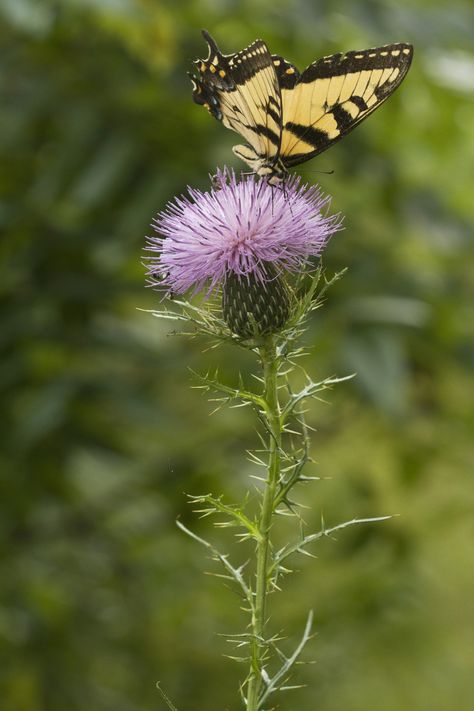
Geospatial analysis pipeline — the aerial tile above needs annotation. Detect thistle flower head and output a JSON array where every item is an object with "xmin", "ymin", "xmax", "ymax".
[{"xmin": 146, "ymin": 168, "xmax": 341, "ymax": 295}]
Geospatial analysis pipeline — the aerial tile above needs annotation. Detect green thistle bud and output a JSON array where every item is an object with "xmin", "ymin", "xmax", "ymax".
[{"xmin": 222, "ymin": 264, "xmax": 292, "ymax": 338}]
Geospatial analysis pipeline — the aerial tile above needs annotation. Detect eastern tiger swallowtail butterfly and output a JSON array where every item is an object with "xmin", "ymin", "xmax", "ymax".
[{"xmin": 189, "ymin": 30, "xmax": 413, "ymax": 185}]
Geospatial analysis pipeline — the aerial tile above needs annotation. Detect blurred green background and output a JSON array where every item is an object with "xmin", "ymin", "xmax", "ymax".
[{"xmin": 1, "ymin": 1, "xmax": 473, "ymax": 709}]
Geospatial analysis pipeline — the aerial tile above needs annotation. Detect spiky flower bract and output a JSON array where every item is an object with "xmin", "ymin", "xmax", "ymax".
[{"xmin": 145, "ymin": 168, "xmax": 341, "ymax": 296}]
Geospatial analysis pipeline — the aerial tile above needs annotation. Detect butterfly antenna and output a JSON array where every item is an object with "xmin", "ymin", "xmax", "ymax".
[{"xmin": 305, "ymin": 168, "xmax": 335, "ymax": 176}]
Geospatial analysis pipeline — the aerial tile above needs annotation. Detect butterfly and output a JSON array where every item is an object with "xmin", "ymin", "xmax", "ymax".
[{"xmin": 189, "ymin": 30, "xmax": 413, "ymax": 185}]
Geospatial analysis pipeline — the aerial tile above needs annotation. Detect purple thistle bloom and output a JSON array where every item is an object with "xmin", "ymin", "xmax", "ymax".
[{"xmin": 145, "ymin": 168, "xmax": 341, "ymax": 295}]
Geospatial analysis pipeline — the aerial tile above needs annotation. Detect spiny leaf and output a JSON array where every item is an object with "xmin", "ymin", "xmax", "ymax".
[
  {"xmin": 176, "ymin": 520, "xmax": 254, "ymax": 605},
  {"xmin": 274, "ymin": 515, "xmax": 394, "ymax": 568},
  {"xmin": 156, "ymin": 682, "xmax": 179, "ymax": 711}
]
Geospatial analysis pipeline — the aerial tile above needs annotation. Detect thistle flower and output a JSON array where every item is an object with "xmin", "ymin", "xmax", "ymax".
[{"xmin": 146, "ymin": 169, "xmax": 341, "ymax": 337}]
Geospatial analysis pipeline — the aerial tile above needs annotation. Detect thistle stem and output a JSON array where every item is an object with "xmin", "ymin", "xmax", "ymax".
[{"xmin": 246, "ymin": 335, "xmax": 281, "ymax": 711}]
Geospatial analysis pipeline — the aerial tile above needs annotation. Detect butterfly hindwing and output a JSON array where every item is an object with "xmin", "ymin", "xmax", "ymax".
[
  {"xmin": 275, "ymin": 44, "xmax": 413, "ymax": 168},
  {"xmin": 190, "ymin": 31, "xmax": 282, "ymax": 169}
]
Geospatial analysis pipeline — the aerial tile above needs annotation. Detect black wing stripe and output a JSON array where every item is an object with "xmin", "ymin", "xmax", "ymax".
[
  {"xmin": 266, "ymin": 104, "xmax": 281, "ymax": 126},
  {"xmin": 330, "ymin": 104, "xmax": 355, "ymax": 131},
  {"xmin": 285, "ymin": 122, "xmax": 328, "ymax": 149},
  {"xmin": 349, "ymin": 95, "xmax": 368, "ymax": 111},
  {"xmin": 246, "ymin": 123, "xmax": 281, "ymax": 146}
]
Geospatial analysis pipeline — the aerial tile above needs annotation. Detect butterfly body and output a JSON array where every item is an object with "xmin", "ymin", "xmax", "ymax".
[{"xmin": 189, "ymin": 31, "xmax": 413, "ymax": 184}]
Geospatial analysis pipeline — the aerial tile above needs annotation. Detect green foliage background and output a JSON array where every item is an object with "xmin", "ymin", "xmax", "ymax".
[{"xmin": 1, "ymin": 1, "xmax": 473, "ymax": 709}]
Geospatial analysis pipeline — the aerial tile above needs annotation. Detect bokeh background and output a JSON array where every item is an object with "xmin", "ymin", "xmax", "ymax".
[{"xmin": 2, "ymin": 1, "xmax": 474, "ymax": 709}]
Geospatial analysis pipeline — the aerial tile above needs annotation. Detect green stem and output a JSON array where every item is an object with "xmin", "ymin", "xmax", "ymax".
[{"xmin": 246, "ymin": 335, "xmax": 281, "ymax": 711}]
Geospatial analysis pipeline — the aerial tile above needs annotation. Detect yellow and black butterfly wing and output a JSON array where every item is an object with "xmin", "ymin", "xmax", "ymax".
[
  {"xmin": 190, "ymin": 31, "xmax": 282, "ymax": 168},
  {"xmin": 273, "ymin": 44, "xmax": 413, "ymax": 168}
]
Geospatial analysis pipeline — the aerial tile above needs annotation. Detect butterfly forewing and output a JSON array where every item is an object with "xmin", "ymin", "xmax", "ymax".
[{"xmin": 276, "ymin": 44, "xmax": 413, "ymax": 167}]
